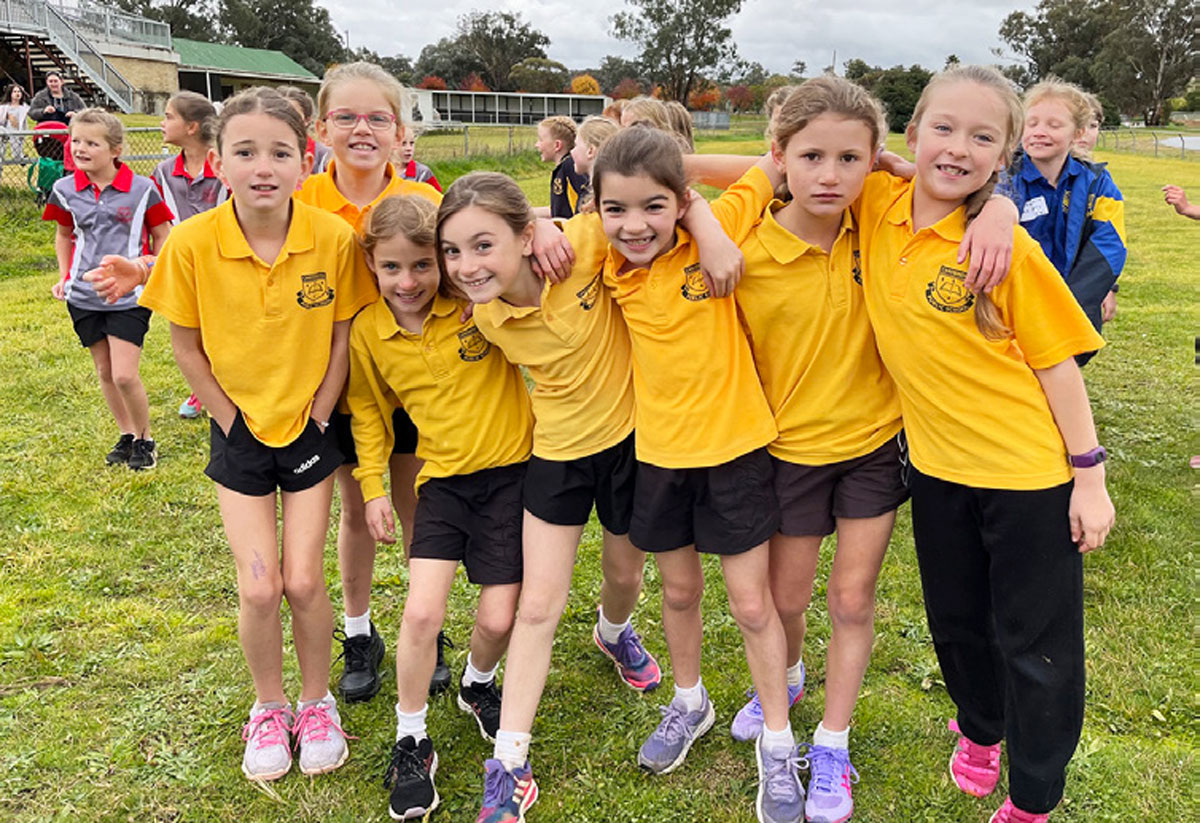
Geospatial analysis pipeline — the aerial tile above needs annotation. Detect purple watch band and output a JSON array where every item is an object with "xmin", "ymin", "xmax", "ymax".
[{"xmin": 1069, "ymin": 446, "xmax": 1107, "ymax": 468}]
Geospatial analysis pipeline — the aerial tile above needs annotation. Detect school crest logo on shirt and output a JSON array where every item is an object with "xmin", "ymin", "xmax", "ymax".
[
  {"xmin": 296, "ymin": 272, "xmax": 334, "ymax": 309},
  {"xmin": 457, "ymin": 324, "xmax": 492, "ymax": 361},
  {"xmin": 852, "ymin": 249, "xmax": 863, "ymax": 286},
  {"xmin": 552, "ymin": 176, "xmax": 564, "ymax": 196},
  {"xmin": 925, "ymin": 266, "xmax": 974, "ymax": 313},
  {"xmin": 680, "ymin": 263, "xmax": 710, "ymax": 302},
  {"xmin": 115, "ymin": 206, "xmax": 133, "ymax": 224},
  {"xmin": 576, "ymin": 272, "xmax": 601, "ymax": 310}
]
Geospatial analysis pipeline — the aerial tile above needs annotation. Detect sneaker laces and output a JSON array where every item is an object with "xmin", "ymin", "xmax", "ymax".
[
  {"xmin": 763, "ymin": 743, "xmax": 805, "ymax": 802},
  {"xmin": 333, "ymin": 628, "xmax": 373, "ymax": 671},
  {"xmin": 482, "ymin": 762, "xmax": 517, "ymax": 807},
  {"xmin": 996, "ymin": 798, "xmax": 1049, "ymax": 823},
  {"xmin": 806, "ymin": 744, "xmax": 858, "ymax": 796},
  {"xmin": 949, "ymin": 719, "xmax": 1000, "ymax": 772},
  {"xmin": 383, "ymin": 739, "xmax": 424, "ymax": 789},
  {"xmin": 292, "ymin": 701, "xmax": 354, "ymax": 749},
  {"xmin": 241, "ymin": 706, "xmax": 293, "ymax": 750},
  {"xmin": 609, "ymin": 627, "xmax": 648, "ymax": 667},
  {"xmin": 652, "ymin": 702, "xmax": 691, "ymax": 745},
  {"xmin": 741, "ymin": 688, "xmax": 764, "ymax": 720}
]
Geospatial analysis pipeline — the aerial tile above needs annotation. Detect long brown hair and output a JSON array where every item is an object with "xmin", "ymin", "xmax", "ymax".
[
  {"xmin": 436, "ymin": 171, "xmax": 534, "ymax": 284},
  {"xmin": 591, "ymin": 124, "xmax": 688, "ymax": 209},
  {"xmin": 216, "ymin": 87, "xmax": 307, "ymax": 153}
]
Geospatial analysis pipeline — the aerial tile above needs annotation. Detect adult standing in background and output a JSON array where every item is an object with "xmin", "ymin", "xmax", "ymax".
[
  {"xmin": 28, "ymin": 72, "xmax": 85, "ymax": 125},
  {"xmin": 0, "ymin": 83, "xmax": 30, "ymax": 159}
]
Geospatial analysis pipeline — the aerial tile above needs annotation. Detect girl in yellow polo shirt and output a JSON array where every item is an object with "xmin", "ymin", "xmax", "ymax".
[
  {"xmin": 346, "ymin": 195, "xmax": 533, "ymax": 821},
  {"xmin": 857, "ymin": 65, "xmax": 1114, "ymax": 823},
  {"xmin": 141, "ymin": 87, "xmax": 376, "ymax": 782}
]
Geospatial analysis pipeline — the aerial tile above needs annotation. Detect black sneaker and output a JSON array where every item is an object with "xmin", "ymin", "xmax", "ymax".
[
  {"xmin": 106, "ymin": 434, "xmax": 135, "ymax": 466},
  {"xmin": 457, "ymin": 678, "xmax": 502, "ymax": 742},
  {"xmin": 128, "ymin": 438, "xmax": 157, "ymax": 470},
  {"xmin": 335, "ymin": 623, "xmax": 385, "ymax": 702},
  {"xmin": 384, "ymin": 735, "xmax": 439, "ymax": 820},
  {"xmin": 429, "ymin": 631, "xmax": 453, "ymax": 696}
]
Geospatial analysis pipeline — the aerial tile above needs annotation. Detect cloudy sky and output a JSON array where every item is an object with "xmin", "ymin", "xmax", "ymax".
[{"xmin": 323, "ymin": 0, "xmax": 1040, "ymax": 77}]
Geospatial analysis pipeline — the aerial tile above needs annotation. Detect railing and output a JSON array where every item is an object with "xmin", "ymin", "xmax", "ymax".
[
  {"xmin": 51, "ymin": 0, "xmax": 172, "ymax": 49},
  {"xmin": 1096, "ymin": 127, "xmax": 1199, "ymax": 160}
]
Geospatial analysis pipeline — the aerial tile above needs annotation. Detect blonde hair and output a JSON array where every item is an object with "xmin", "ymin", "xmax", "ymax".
[
  {"xmin": 664, "ymin": 101, "xmax": 694, "ymax": 152},
  {"xmin": 216, "ymin": 86, "xmax": 307, "ymax": 153},
  {"xmin": 602, "ymin": 100, "xmax": 627, "ymax": 121},
  {"xmin": 576, "ymin": 115, "xmax": 619, "ymax": 151},
  {"xmin": 1083, "ymin": 91, "xmax": 1103, "ymax": 124},
  {"xmin": 71, "ymin": 108, "xmax": 123, "ymax": 149},
  {"xmin": 764, "ymin": 84, "xmax": 800, "ymax": 138},
  {"xmin": 623, "ymin": 96, "xmax": 671, "ymax": 132},
  {"xmin": 317, "ymin": 61, "xmax": 408, "ymax": 121},
  {"xmin": 539, "ymin": 115, "xmax": 577, "ymax": 151},
  {"xmin": 910, "ymin": 65, "xmax": 1022, "ymax": 341},
  {"xmin": 1025, "ymin": 77, "xmax": 1093, "ymax": 138},
  {"xmin": 773, "ymin": 76, "xmax": 888, "ymax": 154},
  {"xmin": 361, "ymin": 195, "xmax": 455, "ymax": 298}
]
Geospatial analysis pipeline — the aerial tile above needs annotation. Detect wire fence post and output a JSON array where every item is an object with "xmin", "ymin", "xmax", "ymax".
[
  {"xmin": 1151, "ymin": 130, "xmax": 1158, "ymax": 158},
  {"xmin": 1182, "ymin": 135, "xmax": 1187, "ymax": 159},
  {"xmin": 463, "ymin": 126, "xmax": 469, "ymax": 158},
  {"xmin": 508, "ymin": 126, "xmax": 513, "ymax": 155}
]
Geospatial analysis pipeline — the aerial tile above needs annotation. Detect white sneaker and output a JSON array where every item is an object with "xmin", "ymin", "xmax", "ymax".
[
  {"xmin": 241, "ymin": 702, "xmax": 294, "ymax": 781},
  {"xmin": 293, "ymin": 694, "xmax": 350, "ymax": 775}
]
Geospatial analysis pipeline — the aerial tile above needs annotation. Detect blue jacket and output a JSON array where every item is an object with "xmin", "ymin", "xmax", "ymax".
[{"xmin": 996, "ymin": 153, "xmax": 1126, "ymax": 338}]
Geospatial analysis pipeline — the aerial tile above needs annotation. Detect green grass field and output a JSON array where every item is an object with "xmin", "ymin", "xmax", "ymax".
[{"xmin": 0, "ymin": 137, "xmax": 1196, "ymax": 822}]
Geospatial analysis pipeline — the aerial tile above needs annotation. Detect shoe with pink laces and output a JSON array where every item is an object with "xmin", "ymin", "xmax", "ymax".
[
  {"xmin": 293, "ymin": 693, "xmax": 351, "ymax": 775},
  {"xmin": 947, "ymin": 719, "xmax": 1001, "ymax": 797},
  {"xmin": 241, "ymin": 702, "xmax": 294, "ymax": 781},
  {"xmin": 989, "ymin": 796, "xmax": 1050, "ymax": 823}
]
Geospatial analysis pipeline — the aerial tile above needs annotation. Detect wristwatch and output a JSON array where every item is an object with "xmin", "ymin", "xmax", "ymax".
[{"xmin": 1069, "ymin": 446, "xmax": 1107, "ymax": 468}]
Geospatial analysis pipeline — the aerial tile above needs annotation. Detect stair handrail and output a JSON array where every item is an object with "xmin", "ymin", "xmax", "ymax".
[{"xmin": 37, "ymin": 0, "xmax": 135, "ymax": 112}]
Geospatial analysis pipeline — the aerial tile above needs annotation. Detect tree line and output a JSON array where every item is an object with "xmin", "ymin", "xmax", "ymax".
[{"xmin": 119, "ymin": 0, "xmax": 1194, "ymax": 125}]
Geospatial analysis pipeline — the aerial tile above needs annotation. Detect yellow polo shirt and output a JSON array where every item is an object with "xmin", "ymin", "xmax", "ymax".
[
  {"xmin": 141, "ymin": 198, "xmax": 376, "ymax": 447},
  {"xmin": 347, "ymin": 293, "xmax": 533, "ymax": 501},
  {"xmin": 473, "ymin": 211, "xmax": 633, "ymax": 460},
  {"xmin": 296, "ymin": 159, "xmax": 442, "ymax": 232},
  {"xmin": 736, "ymin": 202, "xmax": 902, "ymax": 465},
  {"xmin": 858, "ymin": 176, "xmax": 1104, "ymax": 490},
  {"xmin": 602, "ymin": 166, "xmax": 777, "ymax": 469}
]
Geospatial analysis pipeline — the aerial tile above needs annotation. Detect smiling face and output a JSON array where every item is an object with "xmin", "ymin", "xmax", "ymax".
[
  {"xmin": 70, "ymin": 123, "xmax": 120, "ymax": 174},
  {"xmin": 597, "ymin": 171, "xmax": 688, "ymax": 268},
  {"xmin": 46, "ymin": 74, "xmax": 62, "ymax": 95},
  {"xmin": 439, "ymin": 205, "xmax": 534, "ymax": 304},
  {"xmin": 368, "ymin": 233, "xmax": 440, "ymax": 320},
  {"xmin": 214, "ymin": 111, "xmax": 309, "ymax": 216},
  {"xmin": 773, "ymin": 113, "xmax": 875, "ymax": 224},
  {"xmin": 317, "ymin": 78, "xmax": 400, "ymax": 175},
  {"xmin": 907, "ymin": 80, "xmax": 1010, "ymax": 218},
  {"xmin": 1023, "ymin": 98, "xmax": 1081, "ymax": 169}
]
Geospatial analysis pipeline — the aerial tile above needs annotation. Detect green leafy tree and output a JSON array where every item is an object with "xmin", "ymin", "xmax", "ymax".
[
  {"xmin": 508, "ymin": 57, "xmax": 570, "ymax": 94},
  {"xmin": 789, "ymin": 59, "xmax": 807, "ymax": 80},
  {"xmin": 453, "ymin": 11, "xmax": 550, "ymax": 92},
  {"xmin": 846, "ymin": 62, "xmax": 933, "ymax": 131},
  {"xmin": 414, "ymin": 37, "xmax": 485, "ymax": 91},
  {"xmin": 610, "ymin": 0, "xmax": 746, "ymax": 102},
  {"xmin": 219, "ymin": 0, "xmax": 346, "ymax": 76},
  {"xmin": 594, "ymin": 55, "xmax": 645, "ymax": 93},
  {"xmin": 114, "ymin": 0, "xmax": 219, "ymax": 41}
]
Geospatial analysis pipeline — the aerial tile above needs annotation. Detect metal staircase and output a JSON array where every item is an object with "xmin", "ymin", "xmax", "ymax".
[{"xmin": 0, "ymin": 0, "xmax": 136, "ymax": 112}]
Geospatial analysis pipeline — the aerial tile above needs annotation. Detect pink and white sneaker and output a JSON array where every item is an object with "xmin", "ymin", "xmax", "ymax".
[
  {"xmin": 293, "ymin": 694, "xmax": 352, "ymax": 775},
  {"xmin": 989, "ymin": 796, "xmax": 1050, "ymax": 823},
  {"xmin": 948, "ymin": 718, "xmax": 1001, "ymax": 797},
  {"xmin": 241, "ymin": 702, "xmax": 294, "ymax": 781}
]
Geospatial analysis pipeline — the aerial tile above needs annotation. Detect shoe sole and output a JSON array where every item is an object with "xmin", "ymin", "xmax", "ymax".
[
  {"xmin": 592, "ymin": 626, "xmax": 661, "ymax": 693},
  {"xmin": 730, "ymin": 688, "xmax": 804, "ymax": 742},
  {"xmin": 299, "ymin": 743, "xmax": 349, "ymax": 776},
  {"xmin": 637, "ymin": 701, "xmax": 715, "ymax": 775},
  {"xmin": 755, "ymin": 739, "xmax": 804, "ymax": 823},
  {"xmin": 456, "ymin": 693, "xmax": 497, "ymax": 743},
  {"xmin": 339, "ymin": 638, "xmax": 386, "ymax": 703},
  {"xmin": 242, "ymin": 759, "xmax": 291, "ymax": 782},
  {"xmin": 389, "ymin": 751, "xmax": 439, "ymax": 820}
]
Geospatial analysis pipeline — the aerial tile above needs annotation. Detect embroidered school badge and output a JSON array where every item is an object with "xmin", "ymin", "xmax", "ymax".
[
  {"xmin": 115, "ymin": 206, "xmax": 133, "ymax": 224},
  {"xmin": 852, "ymin": 249, "xmax": 863, "ymax": 285},
  {"xmin": 457, "ymin": 324, "xmax": 492, "ymax": 361},
  {"xmin": 296, "ymin": 272, "xmax": 334, "ymax": 309},
  {"xmin": 552, "ymin": 176, "xmax": 564, "ymax": 196},
  {"xmin": 680, "ymin": 263, "xmax": 710, "ymax": 301},
  {"xmin": 925, "ymin": 266, "xmax": 974, "ymax": 313},
  {"xmin": 576, "ymin": 273, "xmax": 601, "ymax": 310}
]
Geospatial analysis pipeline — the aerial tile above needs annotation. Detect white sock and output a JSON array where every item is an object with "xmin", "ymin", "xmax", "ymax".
[
  {"xmin": 597, "ymin": 607, "xmax": 630, "ymax": 645},
  {"xmin": 813, "ymin": 721, "xmax": 849, "ymax": 750},
  {"xmin": 761, "ymin": 723, "xmax": 795, "ymax": 752},
  {"xmin": 395, "ymin": 703, "xmax": 429, "ymax": 742},
  {"xmin": 462, "ymin": 654, "xmax": 498, "ymax": 687},
  {"xmin": 298, "ymin": 690, "xmax": 334, "ymax": 710},
  {"xmin": 673, "ymin": 677, "xmax": 706, "ymax": 712},
  {"xmin": 787, "ymin": 659, "xmax": 805, "ymax": 688},
  {"xmin": 493, "ymin": 729, "xmax": 531, "ymax": 772},
  {"xmin": 344, "ymin": 609, "xmax": 371, "ymax": 638}
]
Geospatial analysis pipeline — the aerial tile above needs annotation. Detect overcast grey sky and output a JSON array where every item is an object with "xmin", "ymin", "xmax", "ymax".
[{"xmin": 324, "ymin": 0, "xmax": 1040, "ymax": 77}]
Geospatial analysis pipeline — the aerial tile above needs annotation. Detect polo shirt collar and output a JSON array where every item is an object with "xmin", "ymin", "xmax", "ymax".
[
  {"xmin": 215, "ymin": 197, "xmax": 315, "ymax": 261},
  {"xmin": 886, "ymin": 182, "xmax": 966, "ymax": 242},
  {"xmin": 172, "ymin": 152, "xmax": 217, "ymax": 181},
  {"xmin": 757, "ymin": 200, "xmax": 856, "ymax": 264},
  {"xmin": 489, "ymin": 278, "xmax": 550, "ymax": 323},
  {"xmin": 74, "ymin": 162, "xmax": 132, "ymax": 192},
  {"xmin": 1018, "ymin": 154, "xmax": 1082, "ymax": 188},
  {"xmin": 375, "ymin": 291, "xmax": 459, "ymax": 339},
  {"xmin": 321, "ymin": 158, "xmax": 399, "ymax": 211}
]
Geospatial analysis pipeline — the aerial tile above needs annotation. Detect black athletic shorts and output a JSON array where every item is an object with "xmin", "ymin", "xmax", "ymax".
[
  {"xmin": 331, "ymin": 407, "xmax": 419, "ymax": 466},
  {"xmin": 774, "ymin": 434, "xmax": 910, "ymax": 537},
  {"xmin": 410, "ymin": 462, "xmax": 526, "ymax": 585},
  {"xmin": 629, "ymin": 447, "xmax": 779, "ymax": 555},
  {"xmin": 523, "ymin": 433, "xmax": 636, "ymax": 534},
  {"xmin": 67, "ymin": 304, "xmax": 151, "ymax": 348},
  {"xmin": 205, "ymin": 411, "xmax": 342, "ymax": 496}
]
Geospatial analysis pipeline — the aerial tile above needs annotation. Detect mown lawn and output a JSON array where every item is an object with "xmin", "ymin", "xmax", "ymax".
[{"xmin": 0, "ymin": 140, "xmax": 1195, "ymax": 822}]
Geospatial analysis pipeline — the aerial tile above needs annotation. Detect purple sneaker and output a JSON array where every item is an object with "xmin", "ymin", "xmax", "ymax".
[
  {"xmin": 637, "ymin": 690, "xmax": 715, "ymax": 775},
  {"xmin": 731, "ymin": 666, "xmax": 805, "ymax": 742},
  {"xmin": 804, "ymin": 744, "xmax": 859, "ymax": 823},
  {"xmin": 476, "ymin": 758, "xmax": 538, "ymax": 823},
  {"xmin": 593, "ymin": 620, "xmax": 662, "ymax": 692}
]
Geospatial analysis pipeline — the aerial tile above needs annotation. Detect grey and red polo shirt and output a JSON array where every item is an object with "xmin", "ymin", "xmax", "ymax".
[
  {"xmin": 43, "ymin": 163, "xmax": 174, "ymax": 311},
  {"xmin": 152, "ymin": 153, "xmax": 228, "ymax": 224}
]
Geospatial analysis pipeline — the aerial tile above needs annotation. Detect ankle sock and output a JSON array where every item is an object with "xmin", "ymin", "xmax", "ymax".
[
  {"xmin": 344, "ymin": 609, "xmax": 371, "ymax": 638},
  {"xmin": 493, "ymin": 729, "xmax": 531, "ymax": 772},
  {"xmin": 597, "ymin": 607, "xmax": 630, "ymax": 645},
  {"xmin": 761, "ymin": 723, "xmax": 795, "ymax": 752},
  {"xmin": 395, "ymin": 703, "xmax": 429, "ymax": 742},
  {"xmin": 673, "ymin": 678, "xmax": 705, "ymax": 712},
  {"xmin": 786, "ymin": 659, "xmax": 805, "ymax": 688},
  {"xmin": 813, "ymin": 721, "xmax": 849, "ymax": 750},
  {"xmin": 297, "ymin": 690, "xmax": 334, "ymax": 710},
  {"xmin": 462, "ymin": 654, "xmax": 498, "ymax": 687}
]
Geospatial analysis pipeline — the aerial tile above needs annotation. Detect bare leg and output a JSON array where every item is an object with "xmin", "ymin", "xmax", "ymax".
[
  {"xmin": 105, "ymin": 335, "xmax": 150, "ymax": 438},
  {"xmin": 768, "ymin": 533, "xmax": 823, "ymax": 666},
  {"xmin": 388, "ymin": 453, "xmax": 422, "ymax": 557},
  {"xmin": 86, "ymin": 339, "xmax": 134, "ymax": 434},
  {"xmin": 599, "ymin": 530, "xmax": 645, "ymax": 625},
  {"xmin": 218, "ymin": 485, "xmax": 285, "ymax": 704},
  {"xmin": 336, "ymin": 464, "xmax": 376, "ymax": 619},
  {"xmin": 468, "ymin": 581, "xmax": 521, "ymax": 672},
  {"xmin": 654, "ymin": 548, "xmax": 705, "ymax": 688},
  {"xmin": 720, "ymin": 543, "xmax": 789, "ymax": 730},
  {"xmin": 497, "ymin": 513, "xmax": 583, "ymax": 733},
  {"xmin": 280, "ymin": 476, "xmax": 336, "ymax": 702},
  {"xmin": 395, "ymin": 559, "xmax": 459, "ymax": 713}
]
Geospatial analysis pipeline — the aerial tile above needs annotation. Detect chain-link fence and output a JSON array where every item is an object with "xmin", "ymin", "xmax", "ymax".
[
  {"xmin": 0, "ymin": 125, "xmax": 171, "ymax": 191},
  {"xmin": 1096, "ymin": 128, "xmax": 1199, "ymax": 160}
]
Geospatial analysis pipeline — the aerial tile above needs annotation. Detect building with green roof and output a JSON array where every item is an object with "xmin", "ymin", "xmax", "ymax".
[{"xmin": 175, "ymin": 38, "xmax": 319, "ymax": 102}]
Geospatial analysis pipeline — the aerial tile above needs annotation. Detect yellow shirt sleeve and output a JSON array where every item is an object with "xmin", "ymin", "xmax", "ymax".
[
  {"xmin": 347, "ymin": 312, "xmax": 398, "ymax": 502},
  {"xmin": 708, "ymin": 165, "xmax": 776, "ymax": 244},
  {"xmin": 139, "ymin": 227, "xmax": 200, "ymax": 326},
  {"xmin": 562, "ymin": 211, "xmax": 609, "ymax": 274}
]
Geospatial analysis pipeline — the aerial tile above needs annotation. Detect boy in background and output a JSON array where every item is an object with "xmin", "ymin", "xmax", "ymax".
[{"xmin": 535, "ymin": 115, "xmax": 587, "ymax": 218}]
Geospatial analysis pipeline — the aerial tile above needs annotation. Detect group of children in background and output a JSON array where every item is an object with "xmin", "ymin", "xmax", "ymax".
[{"xmin": 44, "ymin": 57, "xmax": 1138, "ymax": 823}]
